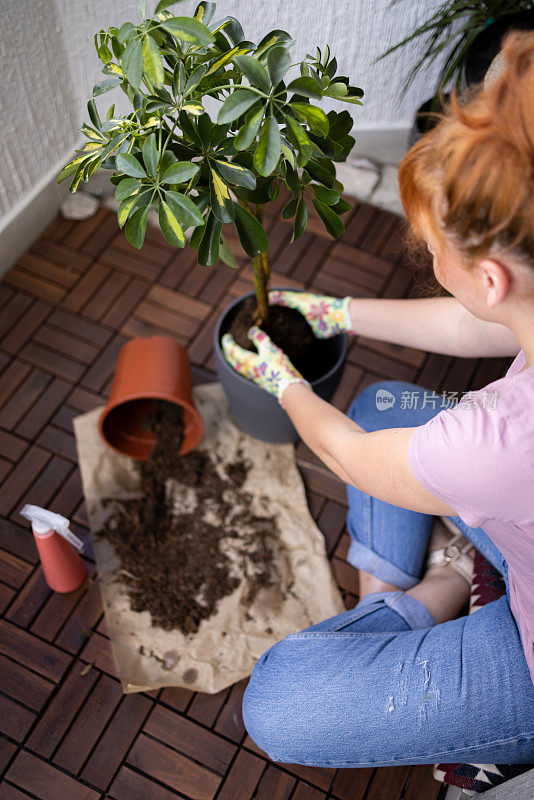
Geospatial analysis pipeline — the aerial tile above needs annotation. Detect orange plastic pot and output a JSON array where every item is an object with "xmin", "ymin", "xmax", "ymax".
[{"xmin": 99, "ymin": 336, "xmax": 203, "ymax": 460}]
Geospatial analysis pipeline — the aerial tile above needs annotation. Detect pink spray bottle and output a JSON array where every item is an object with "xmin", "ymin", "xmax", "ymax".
[{"xmin": 20, "ymin": 504, "xmax": 87, "ymax": 593}]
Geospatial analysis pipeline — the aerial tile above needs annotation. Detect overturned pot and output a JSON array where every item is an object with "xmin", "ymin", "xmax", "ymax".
[
  {"xmin": 214, "ymin": 290, "xmax": 348, "ymax": 444},
  {"xmin": 99, "ymin": 336, "xmax": 204, "ymax": 460}
]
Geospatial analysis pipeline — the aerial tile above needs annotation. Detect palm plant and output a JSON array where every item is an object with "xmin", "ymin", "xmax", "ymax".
[
  {"xmin": 59, "ymin": 0, "xmax": 362, "ymax": 323},
  {"xmin": 377, "ymin": 0, "xmax": 534, "ymax": 95}
]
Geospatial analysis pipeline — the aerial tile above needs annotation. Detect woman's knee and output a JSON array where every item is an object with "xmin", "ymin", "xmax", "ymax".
[{"xmin": 347, "ymin": 380, "xmax": 417, "ymax": 430}]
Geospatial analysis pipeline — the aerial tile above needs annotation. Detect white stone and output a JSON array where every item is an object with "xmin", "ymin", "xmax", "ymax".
[{"xmin": 60, "ymin": 191, "xmax": 99, "ymax": 220}]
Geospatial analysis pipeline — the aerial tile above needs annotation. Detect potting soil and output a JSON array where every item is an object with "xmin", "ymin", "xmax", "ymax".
[
  {"xmin": 99, "ymin": 399, "xmax": 279, "ymax": 634},
  {"xmin": 72, "ymin": 383, "xmax": 345, "ymax": 693},
  {"xmin": 230, "ymin": 297, "xmax": 333, "ymax": 381}
]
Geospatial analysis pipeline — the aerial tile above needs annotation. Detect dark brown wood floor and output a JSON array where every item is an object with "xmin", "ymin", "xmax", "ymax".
[{"xmin": 0, "ymin": 194, "xmax": 511, "ymax": 800}]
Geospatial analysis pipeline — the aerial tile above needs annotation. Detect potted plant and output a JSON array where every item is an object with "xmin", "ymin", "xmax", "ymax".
[
  {"xmin": 59, "ymin": 0, "xmax": 363, "ymax": 443},
  {"xmin": 377, "ymin": 0, "xmax": 534, "ymax": 146}
]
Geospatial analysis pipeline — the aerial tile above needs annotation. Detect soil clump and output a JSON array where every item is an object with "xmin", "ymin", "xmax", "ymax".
[
  {"xmin": 229, "ymin": 297, "xmax": 332, "ymax": 381},
  {"xmin": 98, "ymin": 399, "xmax": 280, "ymax": 635}
]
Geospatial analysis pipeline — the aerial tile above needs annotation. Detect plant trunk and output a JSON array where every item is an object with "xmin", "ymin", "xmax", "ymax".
[{"xmin": 252, "ymin": 204, "xmax": 270, "ymax": 325}]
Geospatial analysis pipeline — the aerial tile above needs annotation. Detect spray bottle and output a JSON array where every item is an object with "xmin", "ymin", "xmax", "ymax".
[{"xmin": 20, "ymin": 505, "xmax": 87, "ymax": 593}]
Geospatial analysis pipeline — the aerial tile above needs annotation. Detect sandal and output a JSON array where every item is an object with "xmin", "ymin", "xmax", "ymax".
[{"xmin": 425, "ymin": 517, "xmax": 475, "ymax": 586}]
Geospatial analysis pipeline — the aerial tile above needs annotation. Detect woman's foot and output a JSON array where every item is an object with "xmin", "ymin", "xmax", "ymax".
[{"xmin": 406, "ymin": 518, "xmax": 474, "ymax": 625}]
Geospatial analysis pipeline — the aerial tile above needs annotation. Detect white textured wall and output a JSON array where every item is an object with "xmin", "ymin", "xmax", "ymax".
[{"xmin": 0, "ymin": 0, "xmax": 447, "ymax": 227}]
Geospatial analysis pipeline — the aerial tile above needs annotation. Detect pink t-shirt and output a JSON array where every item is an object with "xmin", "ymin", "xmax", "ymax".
[{"xmin": 408, "ymin": 349, "xmax": 534, "ymax": 683}]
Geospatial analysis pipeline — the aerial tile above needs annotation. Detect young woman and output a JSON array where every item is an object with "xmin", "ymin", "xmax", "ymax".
[{"xmin": 222, "ymin": 32, "xmax": 534, "ymax": 766}]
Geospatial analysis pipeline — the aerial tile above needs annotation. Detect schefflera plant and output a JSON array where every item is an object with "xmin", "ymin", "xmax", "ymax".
[{"xmin": 59, "ymin": 0, "xmax": 363, "ymax": 323}]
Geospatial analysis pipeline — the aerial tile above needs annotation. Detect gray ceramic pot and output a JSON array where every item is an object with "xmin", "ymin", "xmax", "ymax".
[{"xmin": 214, "ymin": 289, "xmax": 349, "ymax": 443}]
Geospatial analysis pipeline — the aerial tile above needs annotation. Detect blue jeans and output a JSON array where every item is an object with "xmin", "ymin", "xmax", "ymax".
[{"xmin": 242, "ymin": 381, "xmax": 534, "ymax": 766}]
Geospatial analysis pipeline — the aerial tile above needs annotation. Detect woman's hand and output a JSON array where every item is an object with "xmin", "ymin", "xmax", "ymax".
[
  {"xmin": 221, "ymin": 326, "xmax": 310, "ymax": 405},
  {"xmin": 268, "ymin": 290, "xmax": 353, "ymax": 338}
]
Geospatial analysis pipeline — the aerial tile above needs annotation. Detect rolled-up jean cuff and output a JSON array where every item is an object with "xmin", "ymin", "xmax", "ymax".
[
  {"xmin": 359, "ymin": 590, "xmax": 436, "ymax": 630},
  {"xmin": 347, "ymin": 539, "xmax": 420, "ymax": 590}
]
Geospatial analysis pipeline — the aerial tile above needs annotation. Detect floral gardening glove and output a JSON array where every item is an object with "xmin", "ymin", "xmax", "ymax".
[
  {"xmin": 268, "ymin": 290, "xmax": 353, "ymax": 338},
  {"xmin": 221, "ymin": 326, "xmax": 310, "ymax": 406}
]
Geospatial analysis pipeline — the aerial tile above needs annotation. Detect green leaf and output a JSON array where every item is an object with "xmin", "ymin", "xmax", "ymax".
[
  {"xmin": 117, "ymin": 22, "xmax": 136, "ymax": 44},
  {"xmin": 233, "ymin": 54, "xmax": 270, "ymax": 92},
  {"xmin": 92, "ymin": 78, "xmax": 121, "ymax": 97},
  {"xmin": 125, "ymin": 205, "xmax": 149, "ymax": 250},
  {"xmin": 142, "ymin": 133, "xmax": 158, "ymax": 177},
  {"xmin": 184, "ymin": 64, "xmax": 208, "ymax": 97},
  {"xmin": 306, "ymin": 158, "xmax": 334, "ymax": 188},
  {"xmin": 165, "ymin": 191, "xmax": 204, "ymax": 227},
  {"xmin": 155, "ymin": 0, "xmax": 188, "ymax": 13},
  {"xmin": 213, "ymin": 159, "xmax": 256, "ymax": 190},
  {"xmin": 285, "ymin": 116, "xmax": 312, "ymax": 166},
  {"xmin": 219, "ymin": 234, "xmax": 239, "ymax": 269},
  {"xmin": 253, "ymin": 116, "xmax": 281, "ymax": 177},
  {"xmin": 267, "ymin": 45, "xmax": 291, "ymax": 87},
  {"xmin": 210, "ymin": 16, "xmax": 245, "ymax": 46},
  {"xmin": 116, "ymin": 153, "xmax": 147, "ymax": 178},
  {"xmin": 313, "ymin": 185, "xmax": 339, "ymax": 205},
  {"xmin": 159, "ymin": 200, "xmax": 186, "ymax": 247},
  {"xmin": 331, "ymin": 197, "xmax": 352, "ymax": 215},
  {"xmin": 217, "ymin": 89, "xmax": 258, "ymax": 125},
  {"xmin": 160, "ymin": 16, "xmax": 216, "ymax": 46},
  {"xmin": 122, "ymin": 38, "xmax": 143, "ymax": 90},
  {"xmin": 115, "ymin": 177, "xmax": 142, "ymax": 201},
  {"xmin": 292, "ymin": 196, "xmax": 307, "ymax": 242},
  {"xmin": 234, "ymin": 105, "xmax": 264, "ymax": 151},
  {"xmin": 172, "ymin": 60, "xmax": 186, "ymax": 97},
  {"xmin": 287, "ymin": 76, "xmax": 322, "ymax": 99},
  {"xmin": 118, "ymin": 192, "xmax": 143, "ymax": 228},
  {"xmin": 210, "ymin": 169, "xmax": 235, "ymax": 223},
  {"xmin": 312, "ymin": 197, "xmax": 345, "ymax": 238},
  {"xmin": 162, "ymin": 160, "xmax": 199, "ymax": 183},
  {"xmin": 234, "ymin": 203, "xmax": 269, "ymax": 257},
  {"xmin": 87, "ymin": 99, "xmax": 102, "ymax": 131},
  {"xmin": 198, "ymin": 212, "xmax": 222, "ymax": 266},
  {"xmin": 324, "ymin": 81, "xmax": 348, "ymax": 99},
  {"xmin": 292, "ymin": 103, "xmax": 329, "ymax": 136},
  {"xmin": 281, "ymin": 195, "xmax": 299, "ymax": 219},
  {"xmin": 142, "ymin": 35, "xmax": 164, "ymax": 88}
]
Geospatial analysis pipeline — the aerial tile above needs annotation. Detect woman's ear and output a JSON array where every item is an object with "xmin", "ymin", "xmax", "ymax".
[{"xmin": 477, "ymin": 259, "xmax": 510, "ymax": 307}]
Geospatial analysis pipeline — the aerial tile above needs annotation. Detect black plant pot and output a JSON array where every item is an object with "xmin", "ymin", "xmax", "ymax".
[
  {"xmin": 464, "ymin": 10, "xmax": 534, "ymax": 88},
  {"xmin": 407, "ymin": 94, "xmax": 450, "ymax": 150},
  {"xmin": 214, "ymin": 290, "xmax": 348, "ymax": 444}
]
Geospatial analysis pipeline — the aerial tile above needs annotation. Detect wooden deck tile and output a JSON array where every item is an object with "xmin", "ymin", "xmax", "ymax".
[{"xmin": 0, "ymin": 202, "xmax": 493, "ymax": 799}]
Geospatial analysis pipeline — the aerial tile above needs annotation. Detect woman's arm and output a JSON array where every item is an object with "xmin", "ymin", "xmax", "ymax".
[
  {"xmin": 283, "ymin": 382, "xmax": 457, "ymax": 516},
  {"xmin": 349, "ymin": 296, "xmax": 520, "ymax": 358}
]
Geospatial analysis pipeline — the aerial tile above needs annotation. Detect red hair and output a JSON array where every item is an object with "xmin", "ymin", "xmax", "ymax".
[{"xmin": 399, "ymin": 31, "xmax": 534, "ymax": 268}]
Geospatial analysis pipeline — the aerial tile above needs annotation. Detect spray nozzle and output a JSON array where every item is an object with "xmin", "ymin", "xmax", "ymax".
[{"xmin": 20, "ymin": 504, "xmax": 84, "ymax": 552}]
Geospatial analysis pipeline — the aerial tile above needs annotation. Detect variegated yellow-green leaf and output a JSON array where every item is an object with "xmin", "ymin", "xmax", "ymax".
[
  {"xmin": 210, "ymin": 169, "xmax": 235, "ymax": 223},
  {"xmin": 57, "ymin": 154, "xmax": 90, "ymax": 183},
  {"xmin": 291, "ymin": 103, "xmax": 329, "ymax": 137},
  {"xmin": 103, "ymin": 62, "xmax": 123, "ymax": 77},
  {"xmin": 285, "ymin": 115, "xmax": 312, "ymax": 166},
  {"xmin": 159, "ymin": 200, "xmax": 186, "ymax": 247},
  {"xmin": 165, "ymin": 191, "xmax": 204, "ymax": 227},
  {"xmin": 142, "ymin": 35, "xmax": 164, "ymax": 88},
  {"xmin": 213, "ymin": 159, "xmax": 256, "ymax": 190},
  {"xmin": 206, "ymin": 45, "xmax": 249, "ymax": 76},
  {"xmin": 118, "ymin": 193, "xmax": 142, "ymax": 228},
  {"xmin": 182, "ymin": 102, "xmax": 204, "ymax": 116},
  {"xmin": 115, "ymin": 178, "xmax": 141, "ymax": 201}
]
